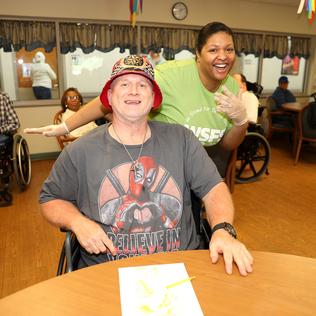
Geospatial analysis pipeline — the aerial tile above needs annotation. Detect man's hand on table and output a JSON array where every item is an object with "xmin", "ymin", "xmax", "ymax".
[{"xmin": 209, "ymin": 229, "xmax": 253, "ymax": 276}]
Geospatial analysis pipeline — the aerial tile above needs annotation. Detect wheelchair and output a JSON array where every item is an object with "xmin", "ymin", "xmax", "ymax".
[
  {"xmin": 235, "ymin": 83, "xmax": 271, "ymax": 184},
  {"xmin": 56, "ymin": 198, "xmax": 212, "ymax": 276},
  {"xmin": 0, "ymin": 133, "xmax": 32, "ymax": 205}
]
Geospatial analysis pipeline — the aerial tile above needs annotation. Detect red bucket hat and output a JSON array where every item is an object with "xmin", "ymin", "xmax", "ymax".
[{"xmin": 100, "ymin": 55, "xmax": 163, "ymax": 111}]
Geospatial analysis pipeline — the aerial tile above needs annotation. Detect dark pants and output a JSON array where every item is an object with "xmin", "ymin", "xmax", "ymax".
[
  {"xmin": 204, "ymin": 143, "xmax": 231, "ymax": 178},
  {"xmin": 33, "ymin": 86, "xmax": 52, "ymax": 99},
  {"xmin": 0, "ymin": 134, "xmax": 13, "ymax": 205}
]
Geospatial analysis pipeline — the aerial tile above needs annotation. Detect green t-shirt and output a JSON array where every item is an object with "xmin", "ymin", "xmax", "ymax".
[{"xmin": 149, "ymin": 59, "xmax": 239, "ymax": 146}]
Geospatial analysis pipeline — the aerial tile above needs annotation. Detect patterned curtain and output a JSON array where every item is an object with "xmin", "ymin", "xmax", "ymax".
[
  {"xmin": 290, "ymin": 37, "xmax": 310, "ymax": 58},
  {"xmin": 263, "ymin": 35, "xmax": 289, "ymax": 59},
  {"xmin": 140, "ymin": 26, "xmax": 198, "ymax": 60},
  {"xmin": 59, "ymin": 23, "xmax": 137, "ymax": 54},
  {"xmin": 234, "ymin": 33, "xmax": 263, "ymax": 57},
  {"xmin": 0, "ymin": 20, "xmax": 55, "ymax": 52}
]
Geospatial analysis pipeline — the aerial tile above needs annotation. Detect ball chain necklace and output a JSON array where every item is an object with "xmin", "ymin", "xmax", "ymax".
[{"xmin": 111, "ymin": 123, "xmax": 147, "ymax": 173}]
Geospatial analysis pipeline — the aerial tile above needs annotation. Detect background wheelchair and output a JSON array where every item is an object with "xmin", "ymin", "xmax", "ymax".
[
  {"xmin": 235, "ymin": 82, "xmax": 271, "ymax": 184},
  {"xmin": 0, "ymin": 133, "xmax": 32, "ymax": 205}
]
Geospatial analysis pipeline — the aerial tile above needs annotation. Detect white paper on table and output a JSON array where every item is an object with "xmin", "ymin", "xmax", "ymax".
[{"xmin": 119, "ymin": 262, "xmax": 204, "ymax": 316}]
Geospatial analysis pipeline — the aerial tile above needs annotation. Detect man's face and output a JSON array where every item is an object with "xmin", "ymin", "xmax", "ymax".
[
  {"xmin": 107, "ymin": 74, "xmax": 154, "ymax": 122},
  {"xmin": 280, "ymin": 82, "xmax": 289, "ymax": 90},
  {"xmin": 196, "ymin": 31, "xmax": 236, "ymax": 83}
]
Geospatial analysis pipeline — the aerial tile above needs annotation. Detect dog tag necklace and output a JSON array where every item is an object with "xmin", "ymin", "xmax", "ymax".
[{"xmin": 111, "ymin": 124, "xmax": 147, "ymax": 173}]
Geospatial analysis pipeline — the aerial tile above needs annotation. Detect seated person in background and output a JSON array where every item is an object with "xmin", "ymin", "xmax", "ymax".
[
  {"xmin": 271, "ymin": 76, "xmax": 296, "ymax": 127},
  {"xmin": 146, "ymin": 50, "xmax": 166, "ymax": 68},
  {"xmin": 61, "ymin": 88, "xmax": 97, "ymax": 138},
  {"xmin": 0, "ymin": 91, "xmax": 20, "ymax": 137},
  {"xmin": 233, "ymin": 73, "xmax": 259, "ymax": 124},
  {"xmin": 39, "ymin": 55, "xmax": 253, "ymax": 275},
  {"xmin": 271, "ymin": 76, "xmax": 296, "ymax": 110}
]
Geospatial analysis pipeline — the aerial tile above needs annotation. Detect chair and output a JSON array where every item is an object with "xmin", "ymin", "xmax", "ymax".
[
  {"xmin": 53, "ymin": 110, "xmax": 78, "ymax": 150},
  {"xmin": 57, "ymin": 212, "xmax": 213, "ymax": 275},
  {"xmin": 294, "ymin": 102, "xmax": 316, "ymax": 165},
  {"xmin": 263, "ymin": 96, "xmax": 294, "ymax": 142},
  {"xmin": 57, "ymin": 230, "xmax": 80, "ymax": 275},
  {"xmin": 57, "ymin": 189, "xmax": 214, "ymax": 275}
]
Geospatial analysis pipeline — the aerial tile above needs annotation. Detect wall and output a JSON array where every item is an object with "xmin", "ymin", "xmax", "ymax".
[
  {"xmin": 1, "ymin": 0, "xmax": 315, "ymax": 35},
  {"xmin": 15, "ymin": 105, "xmax": 61, "ymax": 154},
  {"xmin": 1, "ymin": 0, "xmax": 316, "ymax": 155}
]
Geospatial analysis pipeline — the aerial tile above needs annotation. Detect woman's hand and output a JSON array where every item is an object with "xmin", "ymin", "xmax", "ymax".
[
  {"xmin": 215, "ymin": 86, "xmax": 248, "ymax": 126},
  {"xmin": 24, "ymin": 122, "xmax": 69, "ymax": 137}
]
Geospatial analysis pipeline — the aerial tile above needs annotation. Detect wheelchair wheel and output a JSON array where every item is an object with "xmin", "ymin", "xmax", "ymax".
[
  {"xmin": 13, "ymin": 135, "xmax": 31, "ymax": 191},
  {"xmin": 235, "ymin": 132, "xmax": 270, "ymax": 184}
]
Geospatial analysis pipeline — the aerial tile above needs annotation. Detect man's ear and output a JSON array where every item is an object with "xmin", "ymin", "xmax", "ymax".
[{"xmin": 107, "ymin": 89, "xmax": 112, "ymax": 104}]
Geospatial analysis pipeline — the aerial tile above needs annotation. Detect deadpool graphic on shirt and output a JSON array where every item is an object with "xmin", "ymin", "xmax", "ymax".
[{"xmin": 98, "ymin": 156, "xmax": 182, "ymax": 260}]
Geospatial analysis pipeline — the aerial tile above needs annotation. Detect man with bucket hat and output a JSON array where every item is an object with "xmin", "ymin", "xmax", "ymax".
[{"xmin": 39, "ymin": 55, "xmax": 253, "ymax": 276}]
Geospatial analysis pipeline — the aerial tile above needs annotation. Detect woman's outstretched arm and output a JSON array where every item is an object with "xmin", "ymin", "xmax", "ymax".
[{"xmin": 25, "ymin": 96, "xmax": 107, "ymax": 136}]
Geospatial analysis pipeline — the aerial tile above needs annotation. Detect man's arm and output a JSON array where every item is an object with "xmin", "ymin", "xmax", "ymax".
[
  {"xmin": 24, "ymin": 96, "xmax": 107, "ymax": 136},
  {"xmin": 202, "ymin": 182, "xmax": 253, "ymax": 276},
  {"xmin": 40, "ymin": 199, "xmax": 116, "ymax": 255}
]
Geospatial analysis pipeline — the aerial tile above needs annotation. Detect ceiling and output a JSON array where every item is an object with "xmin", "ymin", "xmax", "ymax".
[{"xmin": 246, "ymin": 0, "xmax": 299, "ymax": 7}]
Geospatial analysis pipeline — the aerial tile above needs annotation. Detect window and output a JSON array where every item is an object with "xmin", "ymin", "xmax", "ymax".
[
  {"xmin": 63, "ymin": 47, "xmax": 130, "ymax": 96},
  {"xmin": 261, "ymin": 56, "xmax": 306, "ymax": 93},
  {"xmin": 235, "ymin": 53, "xmax": 259, "ymax": 83},
  {"xmin": 261, "ymin": 36, "xmax": 307, "ymax": 94},
  {"xmin": 0, "ymin": 20, "xmax": 311, "ymax": 102}
]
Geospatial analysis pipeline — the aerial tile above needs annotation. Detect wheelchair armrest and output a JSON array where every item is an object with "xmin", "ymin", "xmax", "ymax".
[
  {"xmin": 57, "ymin": 229, "xmax": 80, "ymax": 275},
  {"xmin": 200, "ymin": 218, "xmax": 212, "ymax": 245},
  {"xmin": 64, "ymin": 231, "xmax": 74, "ymax": 273}
]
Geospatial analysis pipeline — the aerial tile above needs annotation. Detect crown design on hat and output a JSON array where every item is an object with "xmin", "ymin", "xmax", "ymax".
[{"xmin": 111, "ymin": 55, "xmax": 155, "ymax": 81}]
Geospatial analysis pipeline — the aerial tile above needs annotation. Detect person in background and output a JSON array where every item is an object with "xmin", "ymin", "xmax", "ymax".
[
  {"xmin": 25, "ymin": 22, "xmax": 248, "ymax": 177},
  {"xmin": 0, "ymin": 91, "xmax": 20, "ymax": 136},
  {"xmin": 233, "ymin": 73, "xmax": 259, "ymax": 124},
  {"xmin": 270, "ymin": 76, "xmax": 296, "ymax": 127},
  {"xmin": 39, "ymin": 55, "xmax": 253, "ymax": 275},
  {"xmin": 271, "ymin": 76, "xmax": 296, "ymax": 110},
  {"xmin": 60, "ymin": 88, "xmax": 97, "ymax": 138},
  {"xmin": 30, "ymin": 51, "xmax": 57, "ymax": 100},
  {"xmin": 147, "ymin": 50, "xmax": 166, "ymax": 67}
]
